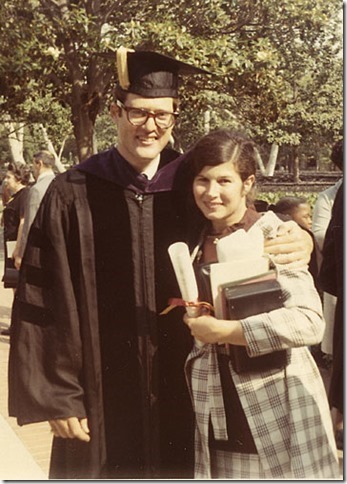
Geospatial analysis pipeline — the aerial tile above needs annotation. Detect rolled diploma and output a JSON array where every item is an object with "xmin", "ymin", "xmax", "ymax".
[
  {"xmin": 168, "ymin": 242, "xmax": 199, "ymax": 317},
  {"xmin": 168, "ymin": 243, "xmax": 204, "ymax": 347}
]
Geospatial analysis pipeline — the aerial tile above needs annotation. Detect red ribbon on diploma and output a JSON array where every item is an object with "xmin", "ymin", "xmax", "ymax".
[{"xmin": 160, "ymin": 298, "xmax": 214, "ymax": 315}]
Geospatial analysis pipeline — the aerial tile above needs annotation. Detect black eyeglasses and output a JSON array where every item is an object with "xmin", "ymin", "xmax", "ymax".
[{"xmin": 116, "ymin": 100, "xmax": 179, "ymax": 129}]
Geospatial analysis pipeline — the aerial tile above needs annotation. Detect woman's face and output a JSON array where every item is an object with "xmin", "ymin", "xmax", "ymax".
[
  {"xmin": 4, "ymin": 171, "xmax": 20, "ymax": 195},
  {"xmin": 193, "ymin": 160, "xmax": 254, "ymax": 232}
]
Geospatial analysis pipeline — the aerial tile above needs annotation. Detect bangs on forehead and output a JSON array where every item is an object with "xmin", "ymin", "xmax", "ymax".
[{"xmin": 188, "ymin": 129, "xmax": 257, "ymax": 181}]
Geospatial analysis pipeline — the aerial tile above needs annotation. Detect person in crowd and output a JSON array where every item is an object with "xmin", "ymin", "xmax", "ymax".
[
  {"xmin": 319, "ymin": 179, "xmax": 344, "ymax": 450},
  {"xmin": 312, "ymin": 139, "xmax": 343, "ymax": 359},
  {"xmin": 271, "ymin": 195, "xmax": 318, "ymax": 286},
  {"xmin": 182, "ymin": 129, "xmax": 339, "ymax": 479},
  {"xmin": 272, "ymin": 195, "xmax": 312, "ymax": 230},
  {"xmin": 13, "ymin": 150, "xmax": 56, "ymax": 270},
  {"xmin": 252, "ymin": 198, "xmax": 269, "ymax": 212},
  {"xmin": 1, "ymin": 161, "xmax": 30, "ymax": 335},
  {"xmin": 8, "ymin": 48, "xmax": 313, "ymax": 480},
  {"xmin": 1, "ymin": 174, "xmax": 12, "ymax": 224}
]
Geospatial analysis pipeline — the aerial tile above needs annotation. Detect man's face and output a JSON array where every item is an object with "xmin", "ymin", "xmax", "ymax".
[
  {"xmin": 293, "ymin": 203, "xmax": 312, "ymax": 230},
  {"xmin": 32, "ymin": 160, "xmax": 41, "ymax": 181},
  {"xmin": 111, "ymin": 93, "xmax": 175, "ymax": 170}
]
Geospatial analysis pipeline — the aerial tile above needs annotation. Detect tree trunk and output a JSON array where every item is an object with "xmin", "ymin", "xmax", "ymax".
[
  {"xmin": 39, "ymin": 124, "xmax": 66, "ymax": 173},
  {"xmin": 254, "ymin": 147, "xmax": 266, "ymax": 175},
  {"xmin": 265, "ymin": 142, "xmax": 279, "ymax": 176},
  {"xmin": 5, "ymin": 120, "xmax": 26, "ymax": 164},
  {"xmin": 72, "ymin": 104, "xmax": 96, "ymax": 162},
  {"xmin": 40, "ymin": 2, "xmax": 113, "ymax": 163},
  {"xmin": 293, "ymin": 146, "xmax": 300, "ymax": 183},
  {"xmin": 70, "ymin": 86, "xmax": 101, "ymax": 162},
  {"xmin": 204, "ymin": 110, "xmax": 211, "ymax": 134},
  {"xmin": 62, "ymin": 33, "xmax": 102, "ymax": 163}
]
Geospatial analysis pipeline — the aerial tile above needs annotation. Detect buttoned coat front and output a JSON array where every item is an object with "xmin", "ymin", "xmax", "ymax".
[{"xmin": 185, "ymin": 211, "xmax": 339, "ymax": 479}]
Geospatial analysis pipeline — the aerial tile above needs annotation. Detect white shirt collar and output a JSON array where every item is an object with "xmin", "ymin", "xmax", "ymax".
[
  {"xmin": 140, "ymin": 156, "xmax": 161, "ymax": 180},
  {"xmin": 37, "ymin": 170, "xmax": 55, "ymax": 183}
]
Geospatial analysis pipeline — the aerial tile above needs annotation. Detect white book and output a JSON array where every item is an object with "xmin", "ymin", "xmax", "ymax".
[
  {"xmin": 6, "ymin": 241, "xmax": 17, "ymax": 258},
  {"xmin": 210, "ymin": 256, "xmax": 270, "ymax": 318}
]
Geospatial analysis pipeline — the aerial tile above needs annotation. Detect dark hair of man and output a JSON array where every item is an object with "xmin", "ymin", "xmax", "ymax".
[
  {"xmin": 273, "ymin": 196, "xmax": 308, "ymax": 216},
  {"xmin": 33, "ymin": 150, "xmax": 56, "ymax": 169},
  {"xmin": 187, "ymin": 129, "xmax": 257, "ymax": 182},
  {"xmin": 331, "ymin": 139, "xmax": 343, "ymax": 171},
  {"xmin": 7, "ymin": 161, "xmax": 31, "ymax": 185}
]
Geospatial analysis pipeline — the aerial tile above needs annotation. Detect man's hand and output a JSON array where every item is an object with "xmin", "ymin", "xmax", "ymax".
[
  {"xmin": 49, "ymin": 417, "xmax": 90, "ymax": 442},
  {"xmin": 264, "ymin": 220, "xmax": 313, "ymax": 268},
  {"xmin": 14, "ymin": 256, "xmax": 22, "ymax": 270}
]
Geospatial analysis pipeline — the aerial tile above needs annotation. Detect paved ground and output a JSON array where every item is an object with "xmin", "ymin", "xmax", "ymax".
[
  {"xmin": 0, "ymin": 227, "xmax": 343, "ymax": 480},
  {"xmin": 0, "ymin": 230, "xmax": 51, "ymax": 480}
]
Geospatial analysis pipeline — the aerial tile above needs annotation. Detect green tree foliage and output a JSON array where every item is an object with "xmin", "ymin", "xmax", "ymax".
[
  {"xmin": 256, "ymin": 190, "xmax": 319, "ymax": 212},
  {"xmin": 0, "ymin": 0, "xmax": 342, "ymax": 163}
]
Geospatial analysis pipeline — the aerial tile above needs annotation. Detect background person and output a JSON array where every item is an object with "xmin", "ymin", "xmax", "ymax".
[
  {"xmin": 312, "ymin": 139, "xmax": 343, "ymax": 358},
  {"xmin": 13, "ymin": 150, "xmax": 56, "ymax": 270},
  {"xmin": 1, "ymin": 161, "xmax": 30, "ymax": 335},
  {"xmin": 319, "ymin": 180, "xmax": 344, "ymax": 450},
  {"xmin": 272, "ymin": 195, "xmax": 312, "ymax": 230},
  {"xmin": 183, "ymin": 129, "xmax": 339, "ymax": 479}
]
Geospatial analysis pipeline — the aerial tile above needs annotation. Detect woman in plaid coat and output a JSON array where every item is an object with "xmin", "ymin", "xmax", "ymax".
[{"xmin": 183, "ymin": 129, "xmax": 339, "ymax": 479}]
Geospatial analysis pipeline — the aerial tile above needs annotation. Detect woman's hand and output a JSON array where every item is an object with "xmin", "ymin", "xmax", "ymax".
[
  {"xmin": 264, "ymin": 220, "xmax": 313, "ymax": 268},
  {"xmin": 183, "ymin": 313, "xmax": 247, "ymax": 345}
]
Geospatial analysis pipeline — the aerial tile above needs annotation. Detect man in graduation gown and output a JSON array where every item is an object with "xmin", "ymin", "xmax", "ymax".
[{"xmin": 8, "ymin": 47, "xmax": 313, "ymax": 479}]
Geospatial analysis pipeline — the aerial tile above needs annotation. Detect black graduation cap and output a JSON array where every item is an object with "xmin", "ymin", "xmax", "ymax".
[{"xmin": 116, "ymin": 46, "xmax": 210, "ymax": 98}]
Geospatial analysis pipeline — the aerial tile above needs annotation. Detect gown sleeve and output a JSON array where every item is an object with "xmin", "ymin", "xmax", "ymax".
[{"xmin": 8, "ymin": 177, "xmax": 87, "ymax": 425}]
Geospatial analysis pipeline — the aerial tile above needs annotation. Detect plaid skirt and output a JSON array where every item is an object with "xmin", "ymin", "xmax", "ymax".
[{"xmin": 210, "ymin": 449, "xmax": 271, "ymax": 479}]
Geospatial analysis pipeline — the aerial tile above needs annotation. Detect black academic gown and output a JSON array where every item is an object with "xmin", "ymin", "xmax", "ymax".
[
  {"xmin": 319, "ymin": 183, "xmax": 344, "ymax": 414},
  {"xmin": 2, "ymin": 186, "xmax": 29, "ymax": 288},
  {"xmin": 8, "ymin": 147, "xmax": 200, "ymax": 479}
]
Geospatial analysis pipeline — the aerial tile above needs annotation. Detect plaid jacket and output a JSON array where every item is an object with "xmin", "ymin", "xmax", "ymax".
[{"xmin": 185, "ymin": 211, "xmax": 339, "ymax": 478}]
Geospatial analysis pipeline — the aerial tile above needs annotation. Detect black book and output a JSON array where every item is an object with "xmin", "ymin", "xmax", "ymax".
[{"xmin": 222, "ymin": 271, "xmax": 287, "ymax": 374}]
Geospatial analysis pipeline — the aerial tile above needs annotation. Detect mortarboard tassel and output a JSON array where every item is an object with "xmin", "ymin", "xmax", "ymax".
[{"xmin": 116, "ymin": 46, "xmax": 134, "ymax": 90}]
